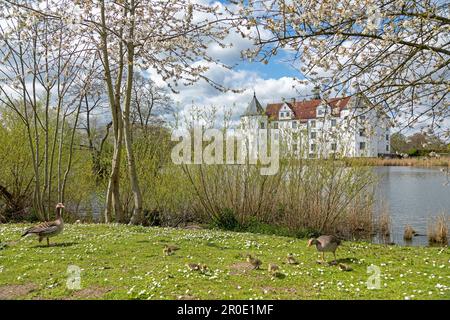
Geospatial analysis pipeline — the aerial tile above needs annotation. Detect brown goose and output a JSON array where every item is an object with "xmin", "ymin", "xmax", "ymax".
[
  {"xmin": 22, "ymin": 203, "xmax": 65, "ymax": 246},
  {"xmin": 307, "ymin": 235, "xmax": 341, "ymax": 263}
]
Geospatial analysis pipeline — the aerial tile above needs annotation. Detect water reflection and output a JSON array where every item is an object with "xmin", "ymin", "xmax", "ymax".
[{"xmin": 374, "ymin": 166, "xmax": 449, "ymax": 246}]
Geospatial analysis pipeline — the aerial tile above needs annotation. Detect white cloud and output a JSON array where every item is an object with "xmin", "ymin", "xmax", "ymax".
[
  {"xmin": 147, "ymin": 61, "xmax": 313, "ymax": 127},
  {"xmin": 208, "ymin": 31, "xmax": 252, "ymax": 65}
]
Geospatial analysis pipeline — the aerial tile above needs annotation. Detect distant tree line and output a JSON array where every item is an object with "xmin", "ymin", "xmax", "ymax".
[{"xmin": 390, "ymin": 132, "xmax": 449, "ymax": 156}]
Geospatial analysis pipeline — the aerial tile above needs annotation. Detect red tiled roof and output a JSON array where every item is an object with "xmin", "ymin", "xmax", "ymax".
[{"xmin": 266, "ymin": 96, "xmax": 351, "ymax": 120}]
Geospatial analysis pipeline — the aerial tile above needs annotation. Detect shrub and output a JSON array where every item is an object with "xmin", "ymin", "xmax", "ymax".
[
  {"xmin": 184, "ymin": 158, "xmax": 379, "ymax": 240},
  {"xmin": 212, "ymin": 208, "xmax": 240, "ymax": 231},
  {"xmin": 407, "ymin": 148, "xmax": 419, "ymax": 156}
]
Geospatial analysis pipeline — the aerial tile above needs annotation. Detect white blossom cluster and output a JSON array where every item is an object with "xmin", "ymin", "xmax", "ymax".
[{"xmin": 233, "ymin": 0, "xmax": 449, "ymax": 138}]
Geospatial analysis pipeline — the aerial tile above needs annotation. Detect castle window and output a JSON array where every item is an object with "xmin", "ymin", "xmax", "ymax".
[
  {"xmin": 260, "ymin": 122, "xmax": 265, "ymax": 129},
  {"xmin": 331, "ymin": 119, "xmax": 337, "ymax": 127},
  {"xmin": 273, "ymin": 122, "xmax": 278, "ymax": 129},
  {"xmin": 331, "ymin": 143, "xmax": 337, "ymax": 151},
  {"xmin": 292, "ymin": 121, "xmax": 297, "ymax": 129},
  {"xmin": 386, "ymin": 134, "xmax": 389, "ymax": 141},
  {"xmin": 310, "ymin": 132, "xmax": 316, "ymax": 139},
  {"xmin": 310, "ymin": 144, "xmax": 316, "ymax": 152},
  {"xmin": 359, "ymin": 142, "xmax": 366, "ymax": 150},
  {"xmin": 310, "ymin": 120, "xmax": 316, "ymax": 128},
  {"xmin": 359, "ymin": 129, "xmax": 365, "ymax": 137}
]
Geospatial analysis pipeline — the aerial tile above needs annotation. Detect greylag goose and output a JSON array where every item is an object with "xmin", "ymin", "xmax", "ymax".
[
  {"xmin": 22, "ymin": 203, "xmax": 65, "ymax": 246},
  {"xmin": 307, "ymin": 235, "xmax": 341, "ymax": 263},
  {"xmin": 246, "ymin": 254, "xmax": 262, "ymax": 270}
]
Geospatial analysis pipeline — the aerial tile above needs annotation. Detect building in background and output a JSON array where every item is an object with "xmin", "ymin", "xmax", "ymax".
[{"xmin": 240, "ymin": 93, "xmax": 390, "ymax": 158}]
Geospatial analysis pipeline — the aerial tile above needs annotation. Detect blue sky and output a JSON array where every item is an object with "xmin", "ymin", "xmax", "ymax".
[
  {"xmin": 148, "ymin": 0, "xmax": 448, "ymax": 138},
  {"xmin": 236, "ymin": 54, "xmax": 301, "ymax": 80},
  {"xmin": 149, "ymin": 19, "xmax": 314, "ymax": 125}
]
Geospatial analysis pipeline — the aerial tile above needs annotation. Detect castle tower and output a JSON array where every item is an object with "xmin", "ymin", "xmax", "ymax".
[
  {"xmin": 240, "ymin": 92, "xmax": 267, "ymax": 129},
  {"xmin": 240, "ymin": 93, "xmax": 268, "ymax": 163}
]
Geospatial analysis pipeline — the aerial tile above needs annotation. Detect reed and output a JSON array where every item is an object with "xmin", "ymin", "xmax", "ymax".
[
  {"xmin": 427, "ymin": 214, "xmax": 449, "ymax": 245},
  {"xmin": 345, "ymin": 157, "xmax": 450, "ymax": 168},
  {"xmin": 378, "ymin": 204, "xmax": 391, "ymax": 237},
  {"xmin": 403, "ymin": 225, "xmax": 416, "ymax": 240}
]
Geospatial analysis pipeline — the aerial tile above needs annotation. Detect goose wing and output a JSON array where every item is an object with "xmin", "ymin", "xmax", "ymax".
[
  {"xmin": 22, "ymin": 221, "xmax": 59, "ymax": 236},
  {"xmin": 317, "ymin": 235, "xmax": 341, "ymax": 246}
]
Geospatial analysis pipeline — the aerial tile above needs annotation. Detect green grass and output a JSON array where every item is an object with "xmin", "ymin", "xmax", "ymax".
[{"xmin": 0, "ymin": 223, "xmax": 449, "ymax": 300}]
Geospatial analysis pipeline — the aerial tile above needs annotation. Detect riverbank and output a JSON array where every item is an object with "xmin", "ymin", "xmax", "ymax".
[
  {"xmin": 344, "ymin": 157, "xmax": 450, "ymax": 167},
  {"xmin": 0, "ymin": 224, "xmax": 448, "ymax": 300}
]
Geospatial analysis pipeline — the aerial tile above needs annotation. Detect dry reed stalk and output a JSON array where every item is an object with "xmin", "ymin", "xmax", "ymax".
[
  {"xmin": 378, "ymin": 204, "xmax": 391, "ymax": 237},
  {"xmin": 428, "ymin": 214, "xmax": 448, "ymax": 244},
  {"xmin": 403, "ymin": 225, "xmax": 415, "ymax": 240}
]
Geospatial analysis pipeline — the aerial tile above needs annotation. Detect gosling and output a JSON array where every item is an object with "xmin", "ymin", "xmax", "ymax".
[
  {"xmin": 339, "ymin": 263, "xmax": 353, "ymax": 272},
  {"xmin": 163, "ymin": 244, "xmax": 179, "ymax": 256},
  {"xmin": 246, "ymin": 254, "xmax": 262, "ymax": 270},
  {"xmin": 163, "ymin": 246, "xmax": 173, "ymax": 256},
  {"xmin": 200, "ymin": 264, "xmax": 209, "ymax": 273},
  {"xmin": 268, "ymin": 263, "xmax": 279, "ymax": 274},
  {"xmin": 286, "ymin": 253, "xmax": 298, "ymax": 265},
  {"xmin": 186, "ymin": 263, "xmax": 201, "ymax": 271},
  {"xmin": 166, "ymin": 244, "xmax": 179, "ymax": 251}
]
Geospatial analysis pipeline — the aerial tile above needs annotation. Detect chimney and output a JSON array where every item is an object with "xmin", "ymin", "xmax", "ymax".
[
  {"xmin": 291, "ymin": 97, "xmax": 296, "ymax": 106},
  {"xmin": 313, "ymin": 85, "xmax": 321, "ymax": 99}
]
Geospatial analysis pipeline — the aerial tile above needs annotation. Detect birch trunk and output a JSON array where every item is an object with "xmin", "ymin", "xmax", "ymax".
[
  {"xmin": 100, "ymin": 0, "xmax": 123, "ymax": 223},
  {"xmin": 124, "ymin": 0, "xmax": 143, "ymax": 225}
]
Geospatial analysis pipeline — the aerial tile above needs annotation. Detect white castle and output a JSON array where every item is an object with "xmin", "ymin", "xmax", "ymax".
[{"xmin": 240, "ymin": 93, "xmax": 391, "ymax": 158}]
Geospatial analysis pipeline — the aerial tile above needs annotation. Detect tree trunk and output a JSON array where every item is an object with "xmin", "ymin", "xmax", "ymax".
[
  {"xmin": 125, "ymin": 1, "xmax": 143, "ymax": 225},
  {"xmin": 61, "ymin": 96, "xmax": 82, "ymax": 203},
  {"xmin": 19, "ymin": 38, "xmax": 44, "ymax": 220},
  {"xmin": 100, "ymin": 0, "xmax": 124, "ymax": 223}
]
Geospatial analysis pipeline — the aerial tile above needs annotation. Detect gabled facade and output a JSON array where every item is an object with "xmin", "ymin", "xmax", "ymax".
[{"xmin": 240, "ymin": 93, "xmax": 390, "ymax": 158}]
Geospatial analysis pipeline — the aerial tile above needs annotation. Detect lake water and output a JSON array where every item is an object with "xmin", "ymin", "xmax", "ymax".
[{"xmin": 374, "ymin": 166, "xmax": 450, "ymax": 246}]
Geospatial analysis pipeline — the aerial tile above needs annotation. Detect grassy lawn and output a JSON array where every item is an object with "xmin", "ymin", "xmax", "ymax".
[{"xmin": 0, "ymin": 223, "xmax": 449, "ymax": 300}]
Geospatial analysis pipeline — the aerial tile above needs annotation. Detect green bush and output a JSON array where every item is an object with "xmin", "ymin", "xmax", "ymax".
[
  {"xmin": 407, "ymin": 148, "xmax": 419, "ymax": 156},
  {"xmin": 243, "ymin": 220, "xmax": 320, "ymax": 239},
  {"xmin": 210, "ymin": 216, "xmax": 321, "ymax": 239},
  {"xmin": 242, "ymin": 219, "xmax": 292, "ymax": 236},
  {"xmin": 212, "ymin": 208, "xmax": 240, "ymax": 231}
]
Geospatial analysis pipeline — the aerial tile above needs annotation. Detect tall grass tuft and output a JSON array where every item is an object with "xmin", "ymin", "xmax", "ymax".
[
  {"xmin": 344, "ymin": 157, "xmax": 450, "ymax": 168},
  {"xmin": 427, "ymin": 214, "xmax": 449, "ymax": 245},
  {"xmin": 403, "ymin": 225, "xmax": 416, "ymax": 240},
  {"xmin": 377, "ymin": 204, "xmax": 391, "ymax": 237}
]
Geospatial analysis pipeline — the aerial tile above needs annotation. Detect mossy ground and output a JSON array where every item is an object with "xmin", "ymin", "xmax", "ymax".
[{"xmin": 0, "ymin": 223, "xmax": 448, "ymax": 300}]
